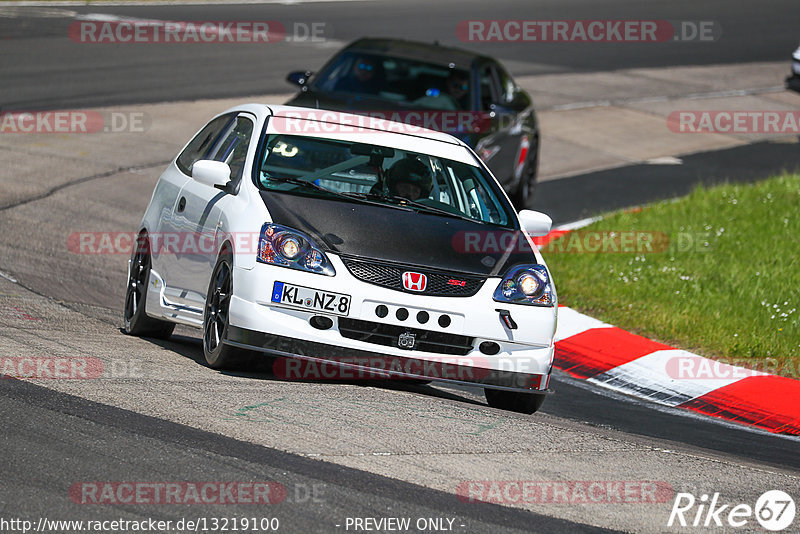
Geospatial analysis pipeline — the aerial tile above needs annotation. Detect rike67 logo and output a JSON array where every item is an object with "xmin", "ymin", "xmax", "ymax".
[{"xmin": 668, "ymin": 490, "xmax": 795, "ymax": 531}]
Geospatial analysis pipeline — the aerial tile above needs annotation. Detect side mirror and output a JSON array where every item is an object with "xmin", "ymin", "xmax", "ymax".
[
  {"xmin": 286, "ymin": 70, "xmax": 312, "ymax": 87},
  {"xmin": 509, "ymin": 90, "xmax": 531, "ymax": 111},
  {"xmin": 518, "ymin": 209, "xmax": 552, "ymax": 236},
  {"xmin": 192, "ymin": 160, "xmax": 231, "ymax": 190}
]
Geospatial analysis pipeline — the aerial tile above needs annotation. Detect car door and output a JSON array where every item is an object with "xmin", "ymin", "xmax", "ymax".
[
  {"xmin": 154, "ymin": 113, "xmax": 236, "ymax": 306},
  {"xmin": 475, "ymin": 61, "xmax": 524, "ymax": 191},
  {"xmin": 169, "ymin": 113, "xmax": 256, "ymax": 310}
]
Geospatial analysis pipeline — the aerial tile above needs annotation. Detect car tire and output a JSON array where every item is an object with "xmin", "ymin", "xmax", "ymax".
[
  {"xmin": 511, "ymin": 141, "xmax": 539, "ymax": 211},
  {"xmin": 123, "ymin": 234, "xmax": 175, "ymax": 339},
  {"xmin": 203, "ymin": 249, "xmax": 253, "ymax": 370},
  {"xmin": 484, "ymin": 388, "xmax": 546, "ymax": 414}
]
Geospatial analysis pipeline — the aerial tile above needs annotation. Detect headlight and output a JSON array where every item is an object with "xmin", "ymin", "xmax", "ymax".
[
  {"xmin": 257, "ymin": 223, "xmax": 335, "ymax": 276},
  {"xmin": 493, "ymin": 265, "xmax": 555, "ymax": 307},
  {"xmin": 278, "ymin": 235, "xmax": 301, "ymax": 259}
]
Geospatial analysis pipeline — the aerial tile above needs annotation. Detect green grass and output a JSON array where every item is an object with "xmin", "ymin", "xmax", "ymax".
[{"xmin": 546, "ymin": 173, "xmax": 800, "ymax": 376}]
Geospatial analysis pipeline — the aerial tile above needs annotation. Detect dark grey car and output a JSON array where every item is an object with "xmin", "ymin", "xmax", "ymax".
[{"xmin": 285, "ymin": 38, "xmax": 540, "ymax": 209}]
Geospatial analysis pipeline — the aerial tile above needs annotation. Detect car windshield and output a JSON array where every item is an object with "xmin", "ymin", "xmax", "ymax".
[
  {"xmin": 256, "ymin": 134, "xmax": 510, "ymax": 226},
  {"xmin": 310, "ymin": 51, "xmax": 472, "ymax": 111}
]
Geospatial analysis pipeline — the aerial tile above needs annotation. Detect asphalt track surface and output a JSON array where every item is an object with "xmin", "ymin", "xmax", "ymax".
[
  {"xmin": 1, "ymin": 0, "xmax": 799, "ymax": 109},
  {"xmin": 1, "ymin": 378, "xmax": 613, "ymax": 534},
  {"xmin": 533, "ymin": 139, "xmax": 800, "ymax": 223},
  {"xmin": 2, "ymin": 2, "xmax": 800, "ymax": 533}
]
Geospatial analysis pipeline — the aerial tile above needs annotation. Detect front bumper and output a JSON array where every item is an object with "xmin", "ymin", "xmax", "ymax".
[
  {"xmin": 227, "ymin": 255, "xmax": 556, "ymax": 392},
  {"xmin": 225, "ymin": 325, "xmax": 550, "ymax": 392}
]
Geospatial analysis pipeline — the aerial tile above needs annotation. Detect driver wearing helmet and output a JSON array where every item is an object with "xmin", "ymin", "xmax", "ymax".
[{"xmin": 385, "ymin": 157, "xmax": 432, "ymax": 201}]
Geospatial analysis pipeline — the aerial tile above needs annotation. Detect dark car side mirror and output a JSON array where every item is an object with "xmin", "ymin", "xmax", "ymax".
[
  {"xmin": 286, "ymin": 71, "xmax": 313, "ymax": 87},
  {"xmin": 509, "ymin": 90, "xmax": 531, "ymax": 111}
]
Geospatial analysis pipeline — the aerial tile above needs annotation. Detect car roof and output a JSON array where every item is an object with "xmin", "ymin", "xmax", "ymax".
[
  {"xmin": 221, "ymin": 103, "xmax": 460, "ymax": 142},
  {"xmin": 264, "ymin": 104, "xmax": 465, "ymax": 145},
  {"xmin": 224, "ymin": 104, "xmax": 480, "ymax": 165},
  {"xmin": 342, "ymin": 37, "xmax": 491, "ymax": 70}
]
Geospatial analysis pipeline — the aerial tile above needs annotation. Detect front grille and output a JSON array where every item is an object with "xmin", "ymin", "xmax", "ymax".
[
  {"xmin": 341, "ymin": 257, "xmax": 485, "ymax": 297},
  {"xmin": 339, "ymin": 318, "xmax": 474, "ymax": 356}
]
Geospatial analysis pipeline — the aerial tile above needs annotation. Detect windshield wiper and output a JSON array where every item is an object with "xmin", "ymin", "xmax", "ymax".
[
  {"xmin": 267, "ymin": 175, "xmax": 335, "ymax": 194},
  {"xmin": 347, "ymin": 192, "xmax": 487, "ymax": 224},
  {"xmin": 266, "ymin": 178, "xmax": 491, "ymax": 224},
  {"xmin": 266, "ymin": 176, "xmax": 412, "ymax": 211}
]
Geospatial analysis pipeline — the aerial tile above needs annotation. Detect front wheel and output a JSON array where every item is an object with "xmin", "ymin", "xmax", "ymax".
[
  {"xmin": 485, "ymin": 388, "xmax": 546, "ymax": 414},
  {"xmin": 123, "ymin": 235, "xmax": 175, "ymax": 339},
  {"xmin": 203, "ymin": 251, "xmax": 253, "ymax": 370}
]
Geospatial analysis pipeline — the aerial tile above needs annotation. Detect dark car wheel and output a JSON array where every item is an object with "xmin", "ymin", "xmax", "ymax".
[
  {"xmin": 123, "ymin": 234, "xmax": 175, "ymax": 339},
  {"xmin": 511, "ymin": 140, "xmax": 539, "ymax": 211},
  {"xmin": 203, "ymin": 250, "xmax": 253, "ymax": 370},
  {"xmin": 485, "ymin": 388, "xmax": 546, "ymax": 414}
]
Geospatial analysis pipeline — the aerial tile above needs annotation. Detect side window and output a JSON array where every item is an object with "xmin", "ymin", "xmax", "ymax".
[
  {"xmin": 205, "ymin": 115, "xmax": 255, "ymax": 182},
  {"xmin": 478, "ymin": 65, "xmax": 498, "ymax": 111},
  {"xmin": 313, "ymin": 51, "xmax": 357, "ymax": 92},
  {"xmin": 176, "ymin": 114, "xmax": 236, "ymax": 175},
  {"xmin": 494, "ymin": 64, "xmax": 517, "ymax": 104}
]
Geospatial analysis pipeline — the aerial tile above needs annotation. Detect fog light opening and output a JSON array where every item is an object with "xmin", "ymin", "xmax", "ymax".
[
  {"xmin": 479, "ymin": 341, "xmax": 501, "ymax": 355},
  {"xmin": 309, "ymin": 315, "xmax": 333, "ymax": 330}
]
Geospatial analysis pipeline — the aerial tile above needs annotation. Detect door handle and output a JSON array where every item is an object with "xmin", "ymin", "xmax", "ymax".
[{"xmin": 177, "ymin": 197, "xmax": 186, "ymax": 213}]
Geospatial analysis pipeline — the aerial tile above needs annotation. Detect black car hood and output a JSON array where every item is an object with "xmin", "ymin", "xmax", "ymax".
[{"xmin": 259, "ymin": 191, "xmax": 537, "ymax": 277}]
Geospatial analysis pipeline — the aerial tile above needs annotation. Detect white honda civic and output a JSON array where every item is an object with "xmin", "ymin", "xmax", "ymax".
[{"xmin": 124, "ymin": 104, "xmax": 558, "ymax": 414}]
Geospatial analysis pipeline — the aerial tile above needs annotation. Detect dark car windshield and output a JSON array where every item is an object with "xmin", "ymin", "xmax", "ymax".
[
  {"xmin": 255, "ymin": 134, "xmax": 510, "ymax": 226},
  {"xmin": 309, "ymin": 51, "xmax": 472, "ymax": 111}
]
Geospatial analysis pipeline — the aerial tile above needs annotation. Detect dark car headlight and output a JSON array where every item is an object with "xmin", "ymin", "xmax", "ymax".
[
  {"xmin": 257, "ymin": 223, "xmax": 335, "ymax": 276},
  {"xmin": 493, "ymin": 265, "xmax": 555, "ymax": 307}
]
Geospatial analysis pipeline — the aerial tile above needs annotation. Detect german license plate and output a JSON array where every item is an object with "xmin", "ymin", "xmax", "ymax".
[{"xmin": 271, "ymin": 281, "xmax": 351, "ymax": 316}]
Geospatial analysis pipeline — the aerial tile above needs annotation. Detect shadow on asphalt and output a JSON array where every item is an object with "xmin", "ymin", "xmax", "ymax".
[{"xmin": 138, "ymin": 331, "xmax": 489, "ymax": 409}]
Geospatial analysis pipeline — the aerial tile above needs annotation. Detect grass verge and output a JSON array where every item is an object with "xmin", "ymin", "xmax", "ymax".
[{"xmin": 545, "ymin": 173, "xmax": 800, "ymax": 377}]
